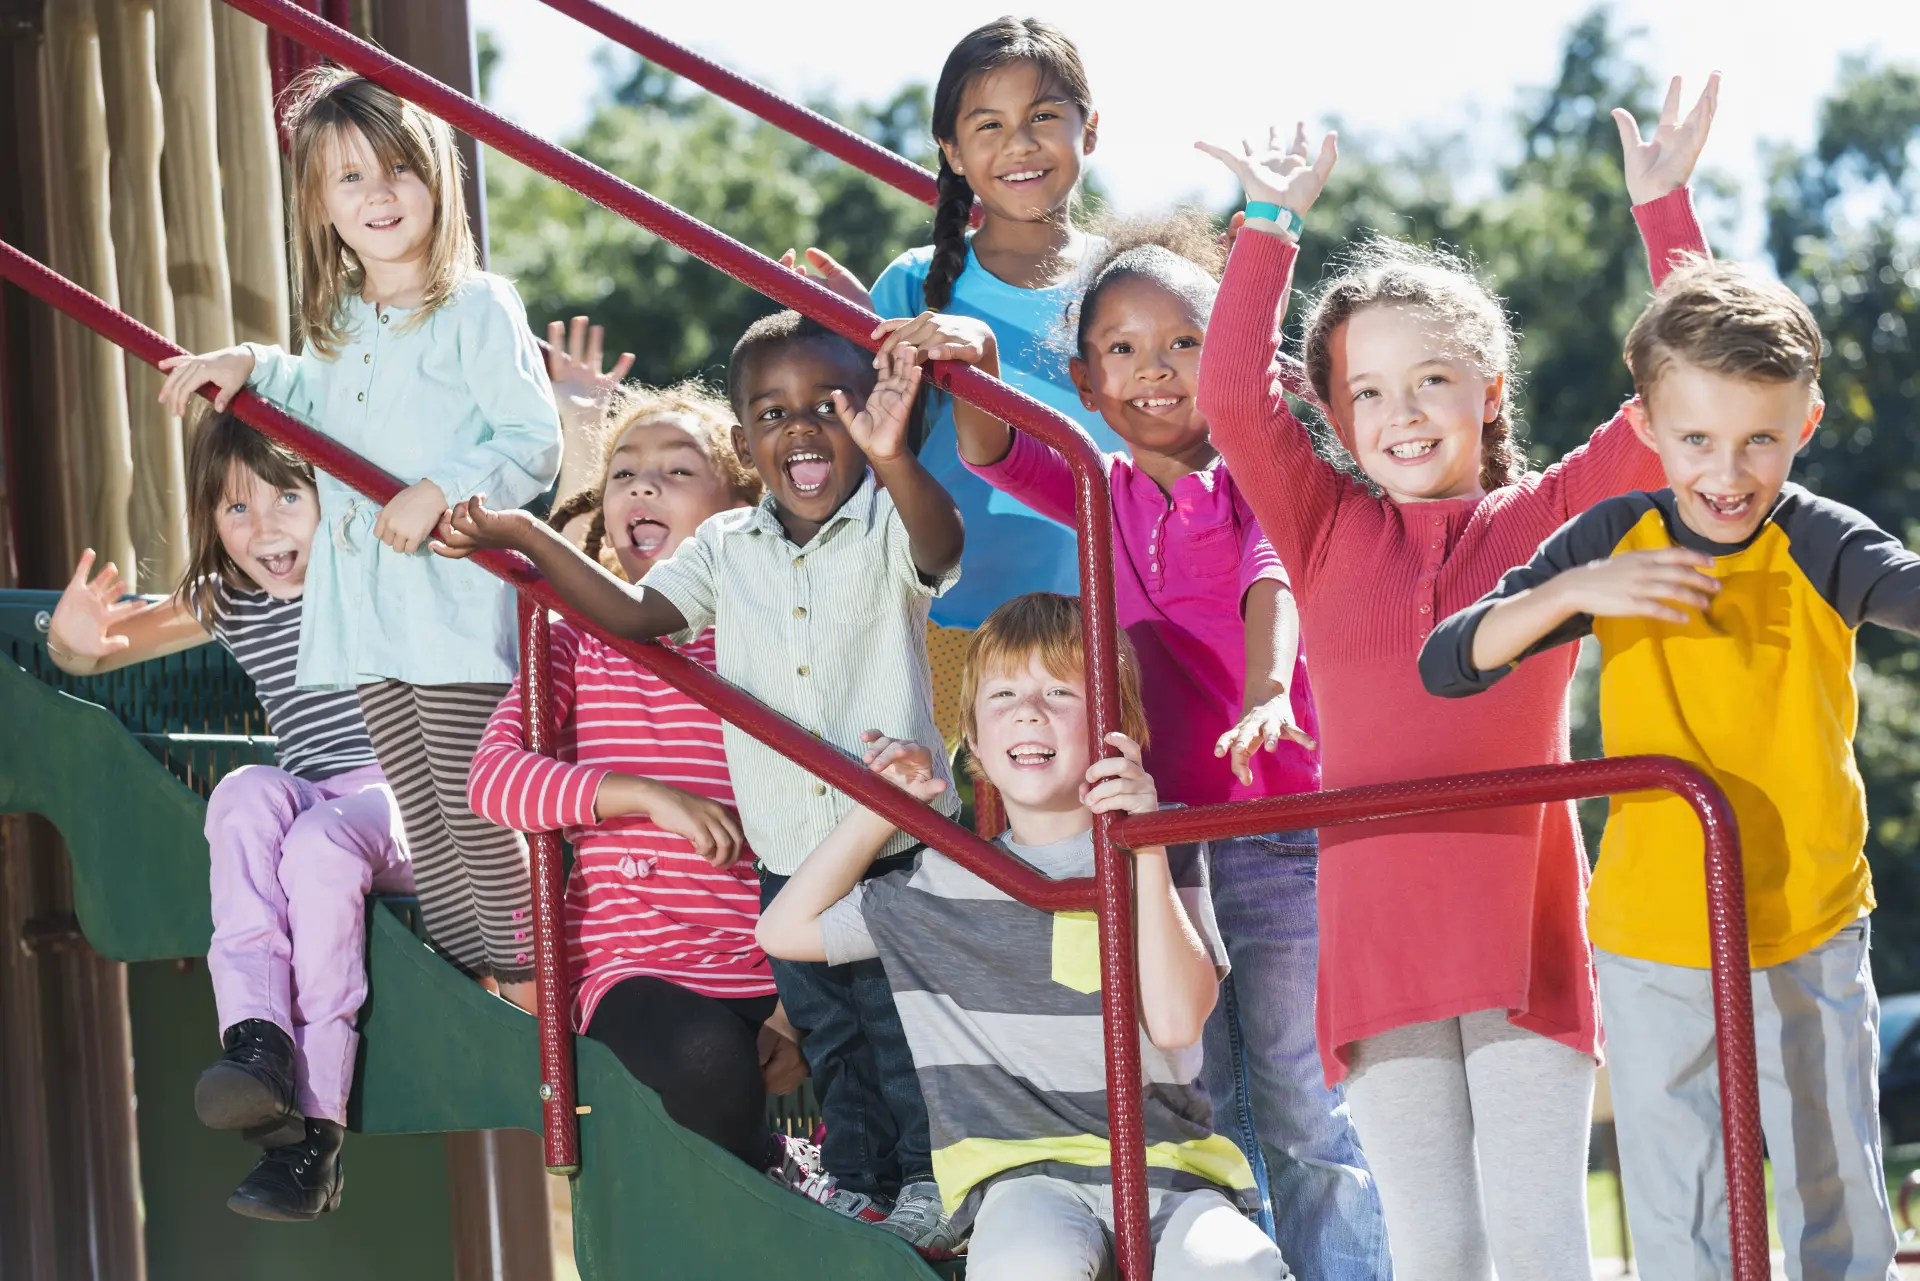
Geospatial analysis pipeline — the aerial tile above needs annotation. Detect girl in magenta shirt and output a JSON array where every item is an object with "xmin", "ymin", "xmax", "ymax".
[{"xmin": 873, "ymin": 216, "xmax": 1389, "ymax": 1277}]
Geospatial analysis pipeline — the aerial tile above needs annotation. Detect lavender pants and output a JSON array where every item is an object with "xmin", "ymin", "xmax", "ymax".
[{"xmin": 206, "ymin": 763, "xmax": 413, "ymax": 1124}]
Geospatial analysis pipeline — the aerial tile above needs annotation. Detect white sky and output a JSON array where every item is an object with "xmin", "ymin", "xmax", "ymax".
[{"xmin": 470, "ymin": 0, "xmax": 1919, "ymax": 258}]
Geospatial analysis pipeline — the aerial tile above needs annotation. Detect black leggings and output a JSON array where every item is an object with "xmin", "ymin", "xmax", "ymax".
[{"xmin": 584, "ymin": 976, "xmax": 778, "ymax": 1169}]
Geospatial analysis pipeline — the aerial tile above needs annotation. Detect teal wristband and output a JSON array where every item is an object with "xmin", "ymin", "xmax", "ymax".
[{"xmin": 1244, "ymin": 201, "xmax": 1304, "ymax": 238}]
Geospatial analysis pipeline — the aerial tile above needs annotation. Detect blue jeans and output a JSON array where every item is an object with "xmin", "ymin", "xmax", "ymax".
[
  {"xmin": 760, "ymin": 859, "xmax": 933, "ymax": 1199},
  {"xmin": 1202, "ymin": 831, "xmax": 1393, "ymax": 1280}
]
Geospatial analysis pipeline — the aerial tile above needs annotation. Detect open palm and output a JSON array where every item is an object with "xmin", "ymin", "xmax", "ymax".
[
  {"xmin": 1613, "ymin": 73, "xmax": 1721, "ymax": 205},
  {"xmin": 833, "ymin": 345, "xmax": 922, "ymax": 465},
  {"xmin": 49, "ymin": 550, "xmax": 143, "ymax": 659},
  {"xmin": 1196, "ymin": 122, "xmax": 1338, "ymax": 220}
]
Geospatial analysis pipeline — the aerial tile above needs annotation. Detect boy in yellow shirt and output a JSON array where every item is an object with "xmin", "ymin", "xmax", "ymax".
[{"xmin": 1420, "ymin": 258, "xmax": 1918, "ymax": 1279}]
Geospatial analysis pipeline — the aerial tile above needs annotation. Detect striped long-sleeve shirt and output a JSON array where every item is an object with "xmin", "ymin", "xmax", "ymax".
[{"xmin": 468, "ymin": 618, "xmax": 773, "ymax": 1030}]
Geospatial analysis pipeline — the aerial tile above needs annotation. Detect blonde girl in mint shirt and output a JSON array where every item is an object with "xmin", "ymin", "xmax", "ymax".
[{"xmin": 160, "ymin": 68, "xmax": 560, "ymax": 1012}]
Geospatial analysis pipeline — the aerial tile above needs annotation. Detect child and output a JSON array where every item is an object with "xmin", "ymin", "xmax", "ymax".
[
  {"xmin": 156, "ymin": 68, "xmax": 562, "ymax": 1011},
  {"xmin": 433, "ymin": 313, "xmax": 964, "ymax": 1249},
  {"xmin": 756, "ymin": 593, "xmax": 1287, "ymax": 1280},
  {"xmin": 874, "ymin": 215, "xmax": 1387, "ymax": 1274},
  {"xmin": 859, "ymin": 16, "xmax": 1124, "ymax": 628},
  {"xmin": 1196, "ymin": 80, "xmax": 1716, "ymax": 1278},
  {"xmin": 468, "ymin": 378, "xmax": 834, "ymax": 1194},
  {"xmin": 45, "ymin": 413, "xmax": 412, "ymax": 1221},
  {"xmin": 1421, "ymin": 259, "xmax": 1910, "ymax": 1279}
]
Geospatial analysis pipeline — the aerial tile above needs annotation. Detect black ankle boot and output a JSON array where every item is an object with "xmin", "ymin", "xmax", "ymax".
[
  {"xmin": 195, "ymin": 1019, "xmax": 304, "ymax": 1147},
  {"xmin": 226, "ymin": 1118, "xmax": 345, "ymax": 1221}
]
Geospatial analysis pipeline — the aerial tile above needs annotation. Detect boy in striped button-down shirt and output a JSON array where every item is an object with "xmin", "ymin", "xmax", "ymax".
[{"xmin": 436, "ymin": 310, "xmax": 966, "ymax": 1248}]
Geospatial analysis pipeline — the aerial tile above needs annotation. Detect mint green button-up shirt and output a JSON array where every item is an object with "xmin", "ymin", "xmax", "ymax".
[{"xmin": 244, "ymin": 271, "xmax": 561, "ymax": 690}]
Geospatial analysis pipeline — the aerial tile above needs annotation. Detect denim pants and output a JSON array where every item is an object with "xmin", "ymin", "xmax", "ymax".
[
  {"xmin": 1597, "ymin": 919, "xmax": 1898, "ymax": 1281},
  {"xmin": 760, "ymin": 857, "xmax": 933, "ymax": 1199},
  {"xmin": 1202, "ymin": 831, "xmax": 1393, "ymax": 1280}
]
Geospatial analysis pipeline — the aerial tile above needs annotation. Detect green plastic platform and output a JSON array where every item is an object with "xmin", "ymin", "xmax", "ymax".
[{"xmin": 0, "ymin": 591, "xmax": 938, "ymax": 1280}]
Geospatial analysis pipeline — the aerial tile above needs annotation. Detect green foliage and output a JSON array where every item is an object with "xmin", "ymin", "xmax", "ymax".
[{"xmin": 486, "ymin": 57, "xmax": 935, "ymax": 390}]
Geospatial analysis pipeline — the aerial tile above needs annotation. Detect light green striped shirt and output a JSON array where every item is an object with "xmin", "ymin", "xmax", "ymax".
[{"xmin": 640, "ymin": 472, "xmax": 961, "ymax": 874}]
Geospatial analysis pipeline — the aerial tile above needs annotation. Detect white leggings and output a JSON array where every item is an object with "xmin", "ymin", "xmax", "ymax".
[{"xmin": 1344, "ymin": 1009, "xmax": 1594, "ymax": 1281}]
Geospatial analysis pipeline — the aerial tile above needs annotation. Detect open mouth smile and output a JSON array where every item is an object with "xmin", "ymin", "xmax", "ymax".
[
  {"xmin": 1385, "ymin": 440, "xmax": 1439, "ymax": 461},
  {"xmin": 626, "ymin": 516, "xmax": 670, "ymax": 555},
  {"xmin": 1697, "ymin": 491, "xmax": 1754, "ymax": 520},
  {"xmin": 256, "ymin": 551, "xmax": 299, "ymax": 579},
  {"xmin": 1128, "ymin": 395, "xmax": 1185, "ymax": 414},
  {"xmin": 997, "ymin": 169, "xmax": 1050, "ymax": 187},
  {"xmin": 783, "ymin": 450, "xmax": 832, "ymax": 496},
  {"xmin": 1007, "ymin": 744, "xmax": 1057, "ymax": 768}
]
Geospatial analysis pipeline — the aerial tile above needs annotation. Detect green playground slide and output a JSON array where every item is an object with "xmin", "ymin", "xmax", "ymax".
[{"xmin": 0, "ymin": 591, "xmax": 937, "ymax": 1280}]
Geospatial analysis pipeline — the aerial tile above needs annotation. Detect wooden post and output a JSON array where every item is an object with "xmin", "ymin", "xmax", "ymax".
[{"xmin": 97, "ymin": 0, "xmax": 187, "ymax": 583}]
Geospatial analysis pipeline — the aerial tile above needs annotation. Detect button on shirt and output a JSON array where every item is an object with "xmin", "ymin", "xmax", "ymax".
[
  {"xmin": 243, "ymin": 272, "xmax": 562, "ymax": 690},
  {"xmin": 640, "ymin": 472, "xmax": 962, "ymax": 874},
  {"xmin": 967, "ymin": 431, "xmax": 1320, "ymax": 806}
]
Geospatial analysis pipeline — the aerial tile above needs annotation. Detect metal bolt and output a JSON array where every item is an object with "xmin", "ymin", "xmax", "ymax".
[
  {"xmin": 33, "ymin": 610, "xmax": 51, "ymax": 634},
  {"xmin": 538, "ymin": 1082, "xmax": 554, "ymax": 1101}
]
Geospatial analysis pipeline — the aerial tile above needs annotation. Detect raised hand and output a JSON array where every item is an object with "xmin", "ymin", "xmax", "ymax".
[
  {"xmin": 778, "ymin": 247, "xmax": 875, "ymax": 312},
  {"xmin": 1214, "ymin": 697, "xmax": 1318, "ymax": 786},
  {"xmin": 47, "ymin": 549, "xmax": 143, "ymax": 662},
  {"xmin": 545, "ymin": 315, "xmax": 634, "ymax": 434},
  {"xmin": 1195, "ymin": 122, "xmax": 1338, "ymax": 227},
  {"xmin": 871, "ymin": 312, "xmax": 997, "ymax": 371},
  {"xmin": 156, "ymin": 346, "xmax": 255, "ymax": 416},
  {"xmin": 1613, "ymin": 72, "xmax": 1720, "ymax": 206},
  {"xmin": 430, "ymin": 494, "xmax": 540, "ymax": 559},
  {"xmin": 1082, "ymin": 732, "xmax": 1159, "ymax": 817},
  {"xmin": 859, "ymin": 730, "xmax": 949, "ymax": 804},
  {"xmin": 831, "ymin": 344, "xmax": 923, "ymax": 465}
]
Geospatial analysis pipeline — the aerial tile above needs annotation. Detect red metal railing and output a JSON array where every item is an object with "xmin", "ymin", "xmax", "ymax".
[{"xmin": 3, "ymin": 3, "xmax": 1768, "ymax": 1275}]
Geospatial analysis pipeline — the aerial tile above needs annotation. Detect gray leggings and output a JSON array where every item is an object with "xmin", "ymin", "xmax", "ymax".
[{"xmin": 1344, "ymin": 1009, "xmax": 1593, "ymax": 1280}]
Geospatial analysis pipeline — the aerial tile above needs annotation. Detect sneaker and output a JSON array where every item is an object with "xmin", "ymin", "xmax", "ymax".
[
  {"xmin": 766, "ymin": 1133, "xmax": 886, "ymax": 1224},
  {"xmin": 877, "ymin": 1180, "xmax": 959, "ymax": 1259},
  {"xmin": 226, "ymin": 1118, "xmax": 345, "ymax": 1222},
  {"xmin": 195, "ymin": 1019, "xmax": 305, "ymax": 1147}
]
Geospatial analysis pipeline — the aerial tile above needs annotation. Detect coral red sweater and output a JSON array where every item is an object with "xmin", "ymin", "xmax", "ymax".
[
  {"xmin": 1197, "ymin": 189, "xmax": 1706, "ymax": 1083},
  {"xmin": 469, "ymin": 620, "xmax": 773, "ymax": 1032}
]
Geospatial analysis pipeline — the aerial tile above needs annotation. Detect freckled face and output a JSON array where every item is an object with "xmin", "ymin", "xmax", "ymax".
[
  {"xmin": 600, "ymin": 415, "xmax": 747, "ymax": 582},
  {"xmin": 1631, "ymin": 360, "xmax": 1820, "ymax": 545},
  {"xmin": 216, "ymin": 462, "xmax": 320, "ymax": 599},
  {"xmin": 1326, "ymin": 304, "xmax": 1502, "ymax": 504}
]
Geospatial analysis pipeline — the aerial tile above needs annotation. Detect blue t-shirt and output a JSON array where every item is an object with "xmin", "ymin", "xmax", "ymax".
[{"xmin": 871, "ymin": 235, "xmax": 1125, "ymax": 628}]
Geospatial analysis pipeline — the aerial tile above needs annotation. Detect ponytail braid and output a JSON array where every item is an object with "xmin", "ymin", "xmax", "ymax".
[
  {"xmin": 923, "ymin": 161, "xmax": 975, "ymax": 310},
  {"xmin": 547, "ymin": 487, "xmax": 619, "ymax": 579}
]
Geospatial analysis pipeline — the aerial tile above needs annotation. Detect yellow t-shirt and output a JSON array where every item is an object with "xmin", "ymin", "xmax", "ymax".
[{"xmin": 1422, "ymin": 485, "xmax": 1920, "ymax": 968}]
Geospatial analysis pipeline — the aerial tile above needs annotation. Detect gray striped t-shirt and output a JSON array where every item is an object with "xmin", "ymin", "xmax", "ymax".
[
  {"xmin": 819, "ymin": 827, "xmax": 1258, "ymax": 1230},
  {"xmin": 198, "ymin": 579, "xmax": 377, "ymax": 781}
]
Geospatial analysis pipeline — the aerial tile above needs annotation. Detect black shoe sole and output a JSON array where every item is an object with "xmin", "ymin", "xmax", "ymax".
[
  {"xmin": 226, "ymin": 1174, "xmax": 343, "ymax": 1222},
  {"xmin": 195, "ymin": 1062, "xmax": 302, "ymax": 1139}
]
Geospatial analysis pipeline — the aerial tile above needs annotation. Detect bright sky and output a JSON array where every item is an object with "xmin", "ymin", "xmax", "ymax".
[{"xmin": 471, "ymin": 0, "xmax": 1918, "ymax": 257}]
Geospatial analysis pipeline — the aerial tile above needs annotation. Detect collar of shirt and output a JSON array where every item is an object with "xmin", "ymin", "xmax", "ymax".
[
  {"xmin": 741, "ymin": 468, "xmax": 882, "ymax": 547},
  {"xmin": 1114, "ymin": 452, "xmax": 1230, "ymax": 509}
]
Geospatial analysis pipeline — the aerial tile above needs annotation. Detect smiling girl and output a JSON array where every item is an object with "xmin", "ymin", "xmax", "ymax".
[
  {"xmin": 1197, "ymin": 84, "xmax": 1716, "ymax": 1279},
  {"xmin": 47, "ymin": 412, "xmax": 412, "ymax": 1222},
  {"xmin": 156, "ymin": 68, "xmax": 561, "ymax": 1011}
]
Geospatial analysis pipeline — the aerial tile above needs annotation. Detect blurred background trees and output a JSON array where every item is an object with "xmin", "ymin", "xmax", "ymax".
[{"xmin": 482, "ymin": 10, "xmax": 1920, "ymax": 987}]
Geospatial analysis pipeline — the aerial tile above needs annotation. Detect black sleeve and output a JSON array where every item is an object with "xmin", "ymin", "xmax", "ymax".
[
  {"xmin": 1781, "ymin": 490, "xmax": 1920, "ymax": 632},
  {"xmin": 1419, "ymin": 499, "xmax": 1639, "ymax": 698}
]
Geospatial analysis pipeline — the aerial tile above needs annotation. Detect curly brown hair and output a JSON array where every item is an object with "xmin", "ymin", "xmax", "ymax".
[
  {"xmin": 548, "ymin": 380, "xmax": 760, "ymax": 579},
  {"xmin": 1056, "ymin": 209, "xmax": 1224, "ymax": 360},
  {"xmin": 1302, "ymin": 237, "xmax": 1528, "ymax": 493}
]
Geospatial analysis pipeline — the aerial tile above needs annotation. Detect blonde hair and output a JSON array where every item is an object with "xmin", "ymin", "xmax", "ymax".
[
  {"xmin": 547, "ymin": 380, "xmax": 759, "ymax": 579},
  {"xmin": 282, "ymin": 67, "xmax": 476, "ymax": 358},
  {"xmin": 1625, "ymin": 257, "xmax": 1823, "ymax": 400},
  {"xmin": 1303, "ymin": 238, "xmax": 1527, "ymax": 492},
  {"xmin": 959, "ymin": 593, "xmax": 1149, "ymax": 779},
  {"xmin": 176, "ymin": 407, "xmax": 317, "ymax": 620}
]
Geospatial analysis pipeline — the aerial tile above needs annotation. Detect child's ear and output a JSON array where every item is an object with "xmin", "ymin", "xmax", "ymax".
[
  {"xmin": 1082, "ymin": 109, "xmax": 1099, "ymax": 157},
  {"xmin": 1625, "ymin": 398, "xmax": 1658, "ymax": 451},
  {"xmin": 1068, "ymin": 355, "xmax": 1097, "ymax": 411},
  {"xmin": 939, "ymin": 137, "xmax": 965, "ymax": 178},
  {"xmin": 730, "ymin": 425, "xmax": 754, "ymax": 470},
  {"xmin": 1482, "ymin": 372, "xmax": 1505, "ymax": 424},
  {"xmin": 1797, "ymin": 398, "xmax": 1824, "ymax": 452}
]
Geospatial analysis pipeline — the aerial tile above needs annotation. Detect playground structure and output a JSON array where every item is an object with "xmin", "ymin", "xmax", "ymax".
[{"xmin": 0, "ymin": 2, "xmax": 1771, "ymax": 1278}]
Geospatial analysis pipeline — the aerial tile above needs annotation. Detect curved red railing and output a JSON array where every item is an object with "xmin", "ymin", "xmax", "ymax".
[{"xmin": 3, "ymin": 2, "xmax": 1767, "ymax": 1273}]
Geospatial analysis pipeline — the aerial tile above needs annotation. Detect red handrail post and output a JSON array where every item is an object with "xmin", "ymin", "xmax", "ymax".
[{"xmin": 520, "ymin": 596, "xmax": 580, "ymax": 1174}]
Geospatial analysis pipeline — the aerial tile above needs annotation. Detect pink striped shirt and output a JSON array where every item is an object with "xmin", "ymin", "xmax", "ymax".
[{"xmin": 469, "ymin": 620, "xmax": 774, "ymax": 1030}]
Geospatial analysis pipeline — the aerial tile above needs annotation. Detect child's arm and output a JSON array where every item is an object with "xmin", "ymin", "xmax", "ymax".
[
  {"xmin": 467, "ymin": 618, "xmax": 745, "ymax": 865},
  {"xmin": 545, "ymin": 315, "xmax": 636, "ymax": 505},
  {"xmin": 831, "ymin": 345, "xmax": 965, "ymax": 581},
  {"xmin": 433, "ymin": 496, "xmax": 691, "ymax": 641},
  {"xmin": 1195, "ymin": 125, "xmax": 1349, "ymax": 585},
  {"xmin": 756, "ymin": 733, "xmax": 948, "ymax": 963},
  {"xmin": 44, "ymin": 550, "xmax": 211, "ymax": 676},
  {"xmin": 1088, "ymin": 733, "xmax": 1219, "ymax": 1049},
  {"xmin": 1420, "ymin": 510, "xmax": 1718, "ymax": 697},
  {"xmin": 1215, "ymin": 577, "xmax": 1316, "ymax": 784}
]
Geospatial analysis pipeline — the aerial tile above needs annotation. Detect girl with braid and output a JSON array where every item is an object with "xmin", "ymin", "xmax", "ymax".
[{"xmin": 864, "ymin": 17, "xmax": 1119, "ymax": 628}]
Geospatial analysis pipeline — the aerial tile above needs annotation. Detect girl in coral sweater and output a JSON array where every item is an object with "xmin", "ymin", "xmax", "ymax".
[{"xmin": 1195, "ymin": 77, "xmax": 1717, "ymax": 1279}]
